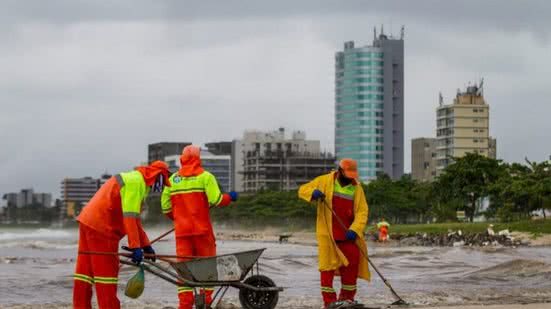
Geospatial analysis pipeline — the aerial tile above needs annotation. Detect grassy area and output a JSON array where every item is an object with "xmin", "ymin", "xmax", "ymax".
[{"xmin": 373, "ymin": 219, "xmax": 551, "ymax": 235}]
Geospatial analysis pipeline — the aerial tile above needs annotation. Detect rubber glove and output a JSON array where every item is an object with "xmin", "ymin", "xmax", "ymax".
[
  {"xmin": 345, "ymin": 230, "xmax": 357, "ymax": 241},
  {"xmin": 311, "ymin": 189, "xmax": 325, "ymax": 201},
  {"xmin": 129, "ymin": 248, "xmax": 143, "ymax": 264},
  {"xmin": 229, "ymin": 191, "xmax": 238, "ymax": 202},
  {"xmin": 143, "ymin": 245, "xmax": 156, "ymax": 262}
]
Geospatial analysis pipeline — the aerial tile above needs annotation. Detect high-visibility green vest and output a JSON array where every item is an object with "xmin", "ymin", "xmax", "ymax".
[
  {"xmin": 161, "ymin": 171, "xmax": 223, "ymax": 214},
  {"xmin": 115, "ymin": 170, "xmax": 150, "ymax": 217}
]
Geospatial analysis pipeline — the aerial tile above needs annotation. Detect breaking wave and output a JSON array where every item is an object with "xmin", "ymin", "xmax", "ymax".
[
  {"xmin": 0, "ymin": 229, "xmax": 76, "ymax": 249},
  {"xmin": 465, "ymin": 259, "xmax": 551, "ymax": 280},
  {"xmin": 0, "ymin": 229, "xmax": 73, "ymax": 241}
]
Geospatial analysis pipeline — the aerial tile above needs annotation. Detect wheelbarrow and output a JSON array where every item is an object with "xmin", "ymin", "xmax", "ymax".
[{"xmin": 120, "ymin": 248, "xmax": 283, "ymax": 309}]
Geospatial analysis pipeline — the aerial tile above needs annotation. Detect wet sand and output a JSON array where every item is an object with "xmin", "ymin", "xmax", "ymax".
[
  {"xmin": 2, "ymin": 227, "xmax": 551, "ymax": 308},
  {"xmin": 426, "ymin": 305, "xmax": 551, "ymax": 309},
  {"xmin": 3, "ymin": 303, "xmax": 551, "ymax": 308}
]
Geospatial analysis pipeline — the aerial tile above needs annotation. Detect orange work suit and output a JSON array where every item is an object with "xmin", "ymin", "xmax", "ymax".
[
  {"xmin": 73, "ymin": 161, "xmax": 170, "ymax": 309},
  {"xmin": 161, "ymin": 146, "xmax": 232, "ymax": 309}
]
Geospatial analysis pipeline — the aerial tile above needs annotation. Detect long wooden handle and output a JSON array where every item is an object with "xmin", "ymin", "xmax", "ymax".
[
  {"xmin": 78, "ymin": 250, "xmax": 202, "ymax": 260},
  {"xmin": 150, "ymin": 228, "xmax": 175, "ymax": 244}
]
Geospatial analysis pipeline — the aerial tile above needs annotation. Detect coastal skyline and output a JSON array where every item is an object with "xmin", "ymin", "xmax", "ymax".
[{"xmin": 2, "ymin": 0, "xmax": 551, "ymax": 196}]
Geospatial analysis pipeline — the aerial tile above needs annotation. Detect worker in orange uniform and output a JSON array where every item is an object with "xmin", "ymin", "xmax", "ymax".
[
  {"xmin": 377, "ymin": 218, "xmax": 390, "ymax": 242},
  {"xmin": 298, "ymin": 159, "xmax": 370, "ymax": 309},
  {"xmin": 73, "ymin": 161, "xmax": 171, "ymax": 309},
  {"xmin": 161, "ymin": 145, "xmax": 238, "ymax": 309}
]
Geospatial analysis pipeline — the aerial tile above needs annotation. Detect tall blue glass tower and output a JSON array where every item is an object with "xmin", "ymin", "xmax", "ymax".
[{"xmin": 335, "ymin": 28, "xmax": 404, "ymax": 181}]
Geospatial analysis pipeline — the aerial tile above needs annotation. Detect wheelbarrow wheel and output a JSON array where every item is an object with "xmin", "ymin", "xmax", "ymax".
[{"xmin": 239, "ymin": 275, "xmax": 279, "ymax": 309}]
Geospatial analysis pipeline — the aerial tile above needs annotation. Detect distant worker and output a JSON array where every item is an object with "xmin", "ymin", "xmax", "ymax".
[
  {"xmin": 161, "ymin": 145, "xmax": 238, "ymax": 309},
  {"xmin": 73, "ymin": 161, "xmax": 171, "ymax": 309},
  {"xmin": 298, "ymin": 159, "xmax": 370, "ymax": 308},
  {"xmin": 377, "ymin": 218, "xmax": 390, "ymax": 242}
]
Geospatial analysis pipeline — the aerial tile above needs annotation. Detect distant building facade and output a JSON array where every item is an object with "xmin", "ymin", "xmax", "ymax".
[
  {"xmin": 60, "ymin": 174, "xmax": 110, "ymax": 217},
  {"xmin": 411, "ymin": 138, "xmax": 437, "ymax": 182},
  {"xmin": 436, "ymin": 82, "xmax": 496, "ymax": 175},
  {"xmin": 205, "ymin": 142, "xmax": 233, "ymax": 156},
  {"xmin": 233, "ymin": 128, "xmax": 335, "ymax": 192},
  {"xmin": 335, "ymin": 26, "xmax": 404, "ymax": 182},
  {"xmin": 165, "ymin": 150, "xmax": 231, "ymax": 192},
  {"xmin": 1, "ymin": 189, "xmax": 52, "ymax": 208},
  {"xmin": 148, "ymin": 142, "xmax": 191, "ymax": 163},
  {"xmin": 411, "ymin": 81, "xmax": 497, "ymax": 182}
]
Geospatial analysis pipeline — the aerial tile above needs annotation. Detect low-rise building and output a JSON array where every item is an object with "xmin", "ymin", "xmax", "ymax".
[
  {"xmin": 1, "ymin": 189, "xmax": 52, "ymax": 208},
  {"xmin": 411, "ymin": 138, "xmax": 437, "ymax": 182},
  {"xmin": 233, "ymin": 128, "xmax": 335, "ymax": 192},
  {"xmin": 148, "ymin": 142, "xmax": 191, "ymax": 163},
  {"xmin": 60, "ymin": 174, "xmax": 110, "ymax": 217}
]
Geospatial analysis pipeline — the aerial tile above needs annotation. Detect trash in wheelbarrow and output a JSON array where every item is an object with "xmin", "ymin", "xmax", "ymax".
[{"xmin": 170, "ymin": 248, "xmax": 265, "ymax": 282}]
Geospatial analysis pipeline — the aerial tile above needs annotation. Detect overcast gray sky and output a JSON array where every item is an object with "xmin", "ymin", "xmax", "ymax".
[{"xmin": 1, "ymin": 0, "xmax": 550, "ymax": 198}]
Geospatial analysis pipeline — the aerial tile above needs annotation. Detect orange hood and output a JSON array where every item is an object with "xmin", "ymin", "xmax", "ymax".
[
  {"xmin": 136, "ymin": 160, "xmax": 171, "ymax": 187},
  {"xmin": 179, "ymin": 145, "xmax": 204, "ymax": 177}
]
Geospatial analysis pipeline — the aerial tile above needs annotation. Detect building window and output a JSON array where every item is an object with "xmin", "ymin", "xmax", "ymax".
[{"xmin": 473, "ymin": 119, "xmax": 479, "ymax": 123}]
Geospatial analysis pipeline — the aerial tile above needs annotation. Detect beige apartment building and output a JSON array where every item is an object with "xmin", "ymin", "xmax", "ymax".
[{"xmin": 412, "ymin": 81, "xmax": 497, "ymax": 182}]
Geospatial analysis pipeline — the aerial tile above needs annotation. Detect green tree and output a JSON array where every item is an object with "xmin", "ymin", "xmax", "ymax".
[{"xmin": 435, "ymin": 153, "xmax": 505, "ymax": 222}]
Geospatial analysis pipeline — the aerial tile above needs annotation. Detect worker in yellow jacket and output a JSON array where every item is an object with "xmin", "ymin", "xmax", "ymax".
[{"xmin": 298, "ymin": 159, "xmax": 370, "ymax": 308}]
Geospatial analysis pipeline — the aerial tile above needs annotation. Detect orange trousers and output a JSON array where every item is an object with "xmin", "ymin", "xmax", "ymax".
[
  {"xmin": 320, "ymin": 241, "xmax": 360, "ymax": 307},
  {"xmin": 176, "ymin": 234, "xmax": 216, "ymax": 309},
  {"xmin": 73, "ymin": 224, "xmax": 120, "ymax": 309}
]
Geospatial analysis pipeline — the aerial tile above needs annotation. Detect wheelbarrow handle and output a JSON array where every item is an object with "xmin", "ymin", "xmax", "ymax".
[{"xmin": 78, "ymin": 251, "xmax": 201, "ymax": 261}]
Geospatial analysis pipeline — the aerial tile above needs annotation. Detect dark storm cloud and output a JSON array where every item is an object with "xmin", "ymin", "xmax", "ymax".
[{"xmin": 1, "ymin": 0, "xmax": 550, "ymax": 198}]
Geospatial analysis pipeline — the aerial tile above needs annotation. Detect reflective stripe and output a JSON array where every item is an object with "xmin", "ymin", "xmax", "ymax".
[
  {"xmin": 333, "ymin": 192, "xmax": 354, "ymax": 200},
  {"xmin": 321, "ymin": 286, "xmax": 336, "ymax": 293},
  {"xmin": 212, "ymin": 193, "xmax": 222, "ymax": 206},
  {"xmin": 334, "ymin": 179, "xmax": 356, "ymax": 199},
  {"xmin": 202, "ymin": 287, "xmax": 215, "ymax": 291},
  {"xmin": 74, "ymin": 273, "xmax": 94, "ymax": 284},
  {"xmin": 341, "ymin": 284, "xmax": 356, "ymax": 291},
  {"xmin": 94, "ymin": 276, "xmax": 118, "ymax": 284},
  {"xmin": 115, "ymin": 174, "xmax": 125, "ymax": 187},
  {"xmin": 167, "ymin": 172, "xmax": 224, "ymax": 206},
  {"xmin": 123, "ymin": 212, "xmax": 140, "ymax": 218},
  {"xmin": 177, "ymin": 287, "xmax": 194, "ymax": 293},
  {"xmin": 170, "ymin": 188, "xmax": 205, "ymax": 194}
]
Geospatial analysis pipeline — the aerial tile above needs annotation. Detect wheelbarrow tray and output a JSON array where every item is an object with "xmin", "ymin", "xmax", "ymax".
[{"xmin": 170, "ymin": 248, "xmax": 265, "ymax": 282}]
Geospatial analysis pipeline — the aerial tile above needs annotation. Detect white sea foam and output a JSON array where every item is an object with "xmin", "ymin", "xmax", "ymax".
[{"xmin": 0, "ymin": 228, "xmax": 73, "ymax": 242}]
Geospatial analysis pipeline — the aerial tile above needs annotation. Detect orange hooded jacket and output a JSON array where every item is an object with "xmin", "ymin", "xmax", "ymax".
[
  {"xmin": 77, "ymin": 161, "xmax": 170, "ymax": 248},
  {"xmin": 161, "ymin": 146, "xmax": 231, "ymax": 237}
]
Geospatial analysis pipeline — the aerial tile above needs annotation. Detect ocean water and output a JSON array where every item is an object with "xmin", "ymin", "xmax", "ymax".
[{"xmin": 1, "ymin": 227, "xmax": 551, "ymax": 308}]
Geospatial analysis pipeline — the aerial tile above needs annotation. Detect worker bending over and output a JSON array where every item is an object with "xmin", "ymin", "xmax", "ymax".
[
  {"xmin": 73, "ymin": 161, "xmax": 171, "ymax": 309},
  {"xmin": 298, "ymin": 159, "xmax": 370, "ymax": 308},
  {"xmin": 161, "ymin": 145, "xmax": 238, "ymax": 309}
]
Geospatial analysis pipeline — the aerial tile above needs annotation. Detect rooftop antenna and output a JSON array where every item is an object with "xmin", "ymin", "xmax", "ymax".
[
  {"xmin": 401, "ymin": 25, "xmax": 405, "ymax": 40},
  {"xmin": 381, "ymin": 24, "xmax": 384, "ymax": 35},
  {"xmin": 439, "ymin": 92, "xmax": 444, "ymax": 106},
  {"xmin": 373, "ymin": 26, "xmax": 377, "ymax": 41},
  {"xmin": 478, "ymin": 78, "xmax": 484, "ymax": 96}
]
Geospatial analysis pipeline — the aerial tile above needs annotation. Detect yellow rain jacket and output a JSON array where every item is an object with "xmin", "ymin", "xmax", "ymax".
[{"xmin": 298, "ymin": 171, "xmax": 370, "ymax": 281}]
